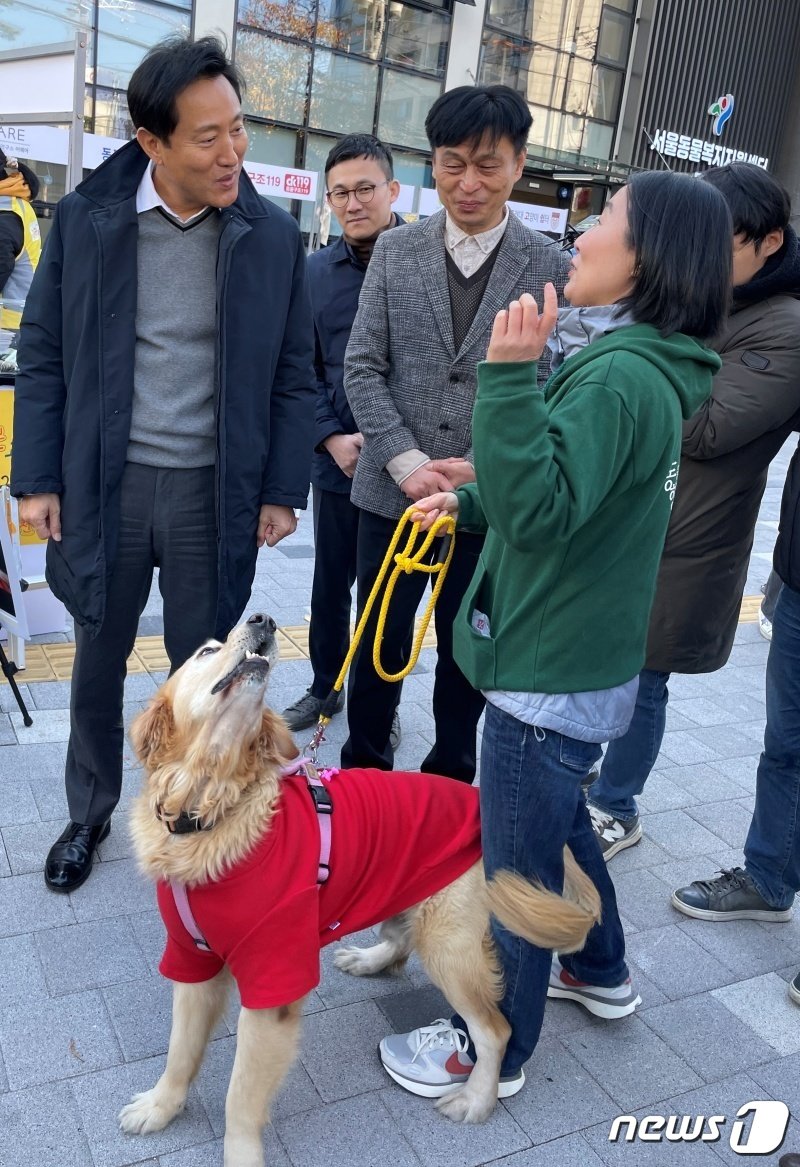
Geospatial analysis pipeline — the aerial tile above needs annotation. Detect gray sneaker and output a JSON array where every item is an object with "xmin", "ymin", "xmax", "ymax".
[
  {"xmin": 281, "ymin": 688, "xmax": 344, "ymax": 732},
  {"xmin": 789, "ymin": 971, "xmax": 800, "ymax": 1006},
  {"xmin": 672, "ymin": 867, "xmax": 792, "ymax": 921},
  {"xmin": 588, "ymin": 804, "xmax": 642, "ymax": 860}
]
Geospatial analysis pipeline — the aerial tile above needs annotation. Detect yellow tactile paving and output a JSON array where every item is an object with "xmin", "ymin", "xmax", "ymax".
[
  {"xmin": 3, "ymin": 599, "xmax": 763, "ymax": 684},
  {"xmin": 738, "ymin": 594, "xmax": 761, "ymax": 623},
  {"xmin": 6, "ymin": 647, "xmax": 54, "ymax": 682},
  {"xmin": 275, "ymin": 627, "xmax": 307, "ymax": 660},
  {"xmin": 131, "ymin": 635, "xmax": 171, "ymax": 672}
]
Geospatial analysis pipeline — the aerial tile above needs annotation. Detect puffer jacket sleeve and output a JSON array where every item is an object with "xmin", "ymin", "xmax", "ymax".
[{"xmin": 682, "ymin": 297, "xmax": 800, "ymax": 459}]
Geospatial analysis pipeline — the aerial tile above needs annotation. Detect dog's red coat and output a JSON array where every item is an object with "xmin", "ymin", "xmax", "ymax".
[{"xmin": 157, "ymin": 767, "xmax": 482, "ymax": 1007}]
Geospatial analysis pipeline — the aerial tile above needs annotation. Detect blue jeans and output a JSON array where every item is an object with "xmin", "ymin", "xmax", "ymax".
[
  {"xmin": 745, "ymin": 583, "xmax": 800, "ymax": 910},
  {"xmin": 457, "ymin": 703, "xmax": 629, "ymax": 1075},
  {"xmin": 588, "ymin": 668, "xmax": 671, "ymax": 822}
]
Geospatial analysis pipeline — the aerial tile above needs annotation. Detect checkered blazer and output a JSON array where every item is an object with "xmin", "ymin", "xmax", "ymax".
[{"xmin": 344, "ymin": 208, "xmax": 570, "ymax": 519}]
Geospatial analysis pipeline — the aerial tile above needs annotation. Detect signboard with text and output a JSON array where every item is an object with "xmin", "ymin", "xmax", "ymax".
[
  {"xmin": 649, "ymin": 128, "xmax": 768, "ymax": 168},
  {"xmin": 507, "ymin": 200, "xmax": 567, "ymax": 235},
  {"xmin": 243, "ymin": 161, "xmax": 318, "ymax": 203},
  {"xmin": 0, "ymin": 124, "xmax": 129, "ymax": 169}
]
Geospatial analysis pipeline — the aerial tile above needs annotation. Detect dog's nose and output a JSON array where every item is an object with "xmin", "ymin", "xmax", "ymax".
[{"xmin": 247, "ymin": 613, "xmax": 276, "ymax": 633}]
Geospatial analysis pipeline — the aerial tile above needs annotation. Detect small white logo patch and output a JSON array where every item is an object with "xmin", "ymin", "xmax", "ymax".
[{"xmin": 664, "ymin": 460, "xmax": 679, "ymax": 506}]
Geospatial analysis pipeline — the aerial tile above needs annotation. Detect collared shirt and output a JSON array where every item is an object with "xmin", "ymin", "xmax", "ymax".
[
  {"xmin": 444, "ymin": 207, "xmax": 509, "ymax": 278},
  {"xmin": 135, "ymin": 163, "xmax": 211, "ymax": 224}
]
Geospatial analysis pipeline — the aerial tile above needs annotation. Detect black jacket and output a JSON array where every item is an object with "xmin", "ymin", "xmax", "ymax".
[
  {"xmin": 310, "ymin": 217, "xmax": 402, "ymax": 494},
  {"xmin": 11, "ymin": 141, "xmax": 315, "ymax": 638},
  {"xmin": 646, "ymin": 228, "xmax": 800, "ymax": 673}
]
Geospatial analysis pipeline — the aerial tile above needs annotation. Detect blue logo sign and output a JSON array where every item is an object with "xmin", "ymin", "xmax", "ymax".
[{"xmin": 708, "ymin": 93, "xmax": 735, "ymax": 136}]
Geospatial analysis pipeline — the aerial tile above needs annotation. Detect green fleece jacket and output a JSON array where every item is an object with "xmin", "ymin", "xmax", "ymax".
[{"xmin": 454, "ymin": 323, "xmax": 720, "ymax": 693}]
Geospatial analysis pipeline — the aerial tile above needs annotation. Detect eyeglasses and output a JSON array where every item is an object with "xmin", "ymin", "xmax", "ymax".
[{"xmin": 326, "ymin": 181, "xmax": 389, "ymax": 209}]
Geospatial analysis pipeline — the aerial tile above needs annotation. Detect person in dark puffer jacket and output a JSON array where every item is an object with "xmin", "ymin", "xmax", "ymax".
[
  {"xmin": 588, "ymin": 163, "xmax": 800, "ymax": 860},
  {"xmin": 11, "ymin": 37, "xmax": 314, "ymax": 895}
]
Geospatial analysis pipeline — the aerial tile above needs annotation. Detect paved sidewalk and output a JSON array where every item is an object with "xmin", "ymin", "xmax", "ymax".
[{"xmin": 0, "ymin": 441, "xmax": 797, "ymax": 1167}]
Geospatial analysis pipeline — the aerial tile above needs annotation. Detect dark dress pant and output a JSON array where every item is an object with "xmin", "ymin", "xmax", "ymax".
[
  {"xmin": 65, "ymin": 463, "xmax": 219, "ymax": 825},
  {"xmin": 340, "ymin": 507, "xmax": 485, "ymax": 783}
]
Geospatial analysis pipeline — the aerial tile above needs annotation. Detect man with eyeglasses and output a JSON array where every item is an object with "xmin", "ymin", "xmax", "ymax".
[
  {"xmin": 282, "ymin": 134, "xmax": 405, "ymax": 741},
  {"xmin": 341, "ymin": 85, "xmax": 569, "ymax": 783}
]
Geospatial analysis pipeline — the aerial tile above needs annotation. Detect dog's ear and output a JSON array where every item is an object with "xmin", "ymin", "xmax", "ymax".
[
  {"xmin": 257, "ymin": 707, "xmax": 299, "ymax": 766},
  {"xmin": 131, "ymin": 695, "xmax": 175, "ymax": 769}
]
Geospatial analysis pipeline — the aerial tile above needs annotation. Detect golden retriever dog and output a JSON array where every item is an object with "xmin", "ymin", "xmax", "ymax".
[{"xmin": 119, "ymin": 613, "xmax": 601, "ymax": 1167}]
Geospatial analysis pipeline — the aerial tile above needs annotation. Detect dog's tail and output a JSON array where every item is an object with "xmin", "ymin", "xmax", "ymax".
[{"xmin": 487, "ymin": 849, "xmax": 601, "ymax": 955}]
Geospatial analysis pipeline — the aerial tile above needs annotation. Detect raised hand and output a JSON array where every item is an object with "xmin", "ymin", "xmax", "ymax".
[{"xmin": 487, "ymin": 284, "xmax": 559, "ymax": 364}]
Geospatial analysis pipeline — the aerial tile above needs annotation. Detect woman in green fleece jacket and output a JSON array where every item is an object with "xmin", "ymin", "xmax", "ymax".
[{"xmin": 377, "ymin": 171, "xmax": 732, "ymax": 1101}]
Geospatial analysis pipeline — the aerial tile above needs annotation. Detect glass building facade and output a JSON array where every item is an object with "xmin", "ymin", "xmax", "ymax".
[
  {"xmin": 0, "ymin": 0, "xmax": 191, "ymax": 140},
  {"xmin": 479, "ymin": 0, "xmax": 635, "ymax": 168},
  {"xmin": 233, "ymin": 0, "xmax": 638, "ymax": 231},
  {"xmin": 235, "ymin": 0, "xmax": 448, "ymax": 225}
]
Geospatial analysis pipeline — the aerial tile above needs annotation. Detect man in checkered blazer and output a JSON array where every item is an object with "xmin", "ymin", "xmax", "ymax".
[{"xmin": 341, "ymin": 85, "xmax": 569, "ymax": 782}]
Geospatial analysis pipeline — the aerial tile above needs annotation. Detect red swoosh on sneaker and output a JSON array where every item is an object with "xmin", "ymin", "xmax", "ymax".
[
  {"xmin": 444, "ymin": 1052, "xmax": 473, "ymax": 1076},
  {"xmin": 560, "ymin": 969, "xmax": 588, "ymax": 987}
]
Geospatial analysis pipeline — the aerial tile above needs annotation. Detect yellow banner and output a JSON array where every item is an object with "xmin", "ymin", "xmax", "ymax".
[{"xmin": 0, "ymin": 387, "xmax": 44, "ymax": 544}]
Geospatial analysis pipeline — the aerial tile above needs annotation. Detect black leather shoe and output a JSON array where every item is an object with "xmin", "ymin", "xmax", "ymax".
[
  {"xmin": 44, "ymin": 820, "xmax": 111, "ymax": 893},
  {"xmin": 390, "ymin": 709, "xmax": 402, "ymax": 751},
  {"xmin": 282, "ymin": 688, "xmax": 345, "ymax": 732},
  {"xmin": 671, "ymin": 866, "xmax": 792, "ymax": 922},
  {"xmin": 779, "ymin": 1155, "xmax": 800, "ymax": 1166}
]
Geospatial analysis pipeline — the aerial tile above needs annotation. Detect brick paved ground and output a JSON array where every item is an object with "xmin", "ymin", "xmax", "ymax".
[{"xmin": 0, "ymin": 441, "xmax": 797, "ymax": 1167}]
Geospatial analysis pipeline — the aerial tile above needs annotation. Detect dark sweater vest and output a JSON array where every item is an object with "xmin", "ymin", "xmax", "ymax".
[{"xmin": 445, "ymin": 243, "xmax": 502, "ymax": 353}]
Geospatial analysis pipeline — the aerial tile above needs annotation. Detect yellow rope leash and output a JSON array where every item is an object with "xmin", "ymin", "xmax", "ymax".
[{"xmin": 304, "ymin": 505, "xmax": 456, "ymax": 757}]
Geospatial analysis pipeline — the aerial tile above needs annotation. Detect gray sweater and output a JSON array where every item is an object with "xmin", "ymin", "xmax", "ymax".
[{"xmin": 127, "ymin": 207, "xmax": 220, "ymax": 467}]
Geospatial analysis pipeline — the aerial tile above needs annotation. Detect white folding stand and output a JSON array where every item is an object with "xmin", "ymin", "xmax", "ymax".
[{"xmin": 0, "ymin": 490, "xmax": 34, "ymax": 724}]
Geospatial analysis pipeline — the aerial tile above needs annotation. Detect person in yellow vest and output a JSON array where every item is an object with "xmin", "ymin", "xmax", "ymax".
[{"xmin": 0, "ymin": 150, "xmax": 41, "ymax": 373}]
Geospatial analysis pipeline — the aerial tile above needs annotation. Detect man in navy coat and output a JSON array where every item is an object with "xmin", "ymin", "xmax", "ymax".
[
  {"xmin": 11, "ymin": 37, "xmax": 315, "ymax": 892},
  {"xmin": 281, "ymin": 134, "xmax": 403, "ymax": 742}
]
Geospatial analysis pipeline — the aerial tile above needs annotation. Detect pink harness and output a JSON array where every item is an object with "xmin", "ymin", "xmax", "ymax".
[{"xmin": 169, "ymin": 759, "xmax": 338, "ymax": 954}]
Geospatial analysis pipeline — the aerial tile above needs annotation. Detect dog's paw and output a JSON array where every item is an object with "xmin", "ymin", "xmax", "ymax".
[
  {"xmin": 119, "ymin": 1089, "xmax": 184, "ymax": 1134},
  {"xmin": 332, "ymin": 945, "xmax": 378, "ymax": 976},
  {"xmin": 436, "ymin": 1087, "xmax": 495, "ymax": 1124}
]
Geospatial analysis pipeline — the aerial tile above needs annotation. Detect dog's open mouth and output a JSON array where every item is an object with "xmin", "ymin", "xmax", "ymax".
[{"xmin": 210, "ymin": 641, "xmax": 271, "ymax": 696}]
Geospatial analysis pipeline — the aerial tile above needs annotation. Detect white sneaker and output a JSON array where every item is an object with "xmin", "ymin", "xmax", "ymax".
[
  {"xmin": 379, "ymin": 1018, "xmax": 525, "ymax": 1099},
  {"xmin": 758, "ymin": 608, "xmax": 772, "ymax": 641}
]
